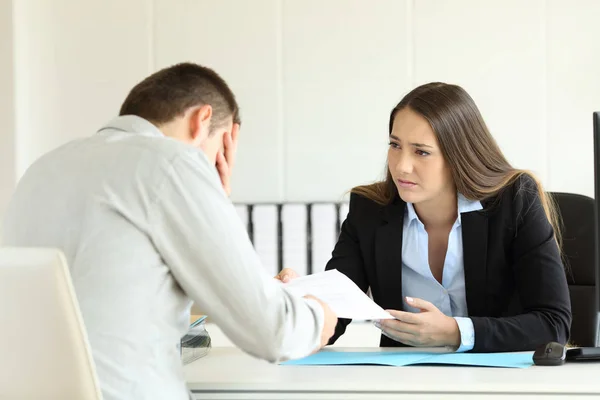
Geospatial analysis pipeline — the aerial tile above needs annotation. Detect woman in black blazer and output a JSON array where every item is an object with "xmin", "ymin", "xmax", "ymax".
[{"xmin": 278, "ymin": 82, "xmax": 571, "ymax": 353}]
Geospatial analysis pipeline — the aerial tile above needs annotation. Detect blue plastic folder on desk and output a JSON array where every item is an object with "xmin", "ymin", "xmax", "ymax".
[{"xmin": 282, "ymin": 351, "xmax": 534, "ymax": 368}]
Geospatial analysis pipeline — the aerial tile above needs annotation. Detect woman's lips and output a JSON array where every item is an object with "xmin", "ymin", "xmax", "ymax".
[{"xmin": 397, "ymin": 179, "xmax": 417, "ymax": 188}]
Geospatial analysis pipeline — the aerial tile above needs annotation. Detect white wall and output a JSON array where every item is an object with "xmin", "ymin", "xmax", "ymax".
[
  {"xmin": 12, "ymin": 0, "xmax": 151, "ymax": 180},
  {"xmin": 0, "ymin": 0, "xmax": 15, "ymax": 220},
  {"xmin": 547, "ymin": 0, "xmax": 600, "ymax": 191},
  {"xmin": 3, "ymin": 0, "xmax": 600, "ymax": 218}
]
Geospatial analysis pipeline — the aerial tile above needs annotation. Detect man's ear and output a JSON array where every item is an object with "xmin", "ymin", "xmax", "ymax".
[{"xmin": 190, "ymin": 104, "xmax": 213, "ymax": 143}]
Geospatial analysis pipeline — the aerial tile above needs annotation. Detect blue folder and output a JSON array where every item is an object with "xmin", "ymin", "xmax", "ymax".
[{"xmin": 281, "ymin": 350, "xmax": 534, "ymax": 368}]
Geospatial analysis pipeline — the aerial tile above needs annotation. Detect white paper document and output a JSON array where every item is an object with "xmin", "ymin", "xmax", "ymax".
[{"xmin": 281, "ymin": 269, "xmax": 394, "ymax": 320}]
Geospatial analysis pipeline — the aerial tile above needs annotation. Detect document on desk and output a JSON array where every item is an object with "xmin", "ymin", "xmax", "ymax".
[
  {"xmin": 281, "ymin": 350, "xmax": 534, "ymax": 369},
  {"xmin": 281, "ymin": 269, "xmax": 394, "ymax": 320}
]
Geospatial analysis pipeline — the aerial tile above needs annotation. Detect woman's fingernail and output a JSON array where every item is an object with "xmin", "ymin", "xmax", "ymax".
[
  {"xmin": 373, "ymin": 321, "xmax": 381, "ymax": 329},
  {"xmin": 406, "ymin": 297, "xmax": 414, "ymax": 303}
]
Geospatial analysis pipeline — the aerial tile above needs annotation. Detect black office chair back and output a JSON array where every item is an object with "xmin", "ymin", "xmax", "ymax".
[{"xmin": 552, "ymin": 192, "xmax": 598, "ymax": 347}]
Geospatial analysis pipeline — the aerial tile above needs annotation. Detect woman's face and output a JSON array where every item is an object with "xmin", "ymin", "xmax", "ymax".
[{"xmin": 387, "ymin": 107, "xmax": 455, "ymax": 205}]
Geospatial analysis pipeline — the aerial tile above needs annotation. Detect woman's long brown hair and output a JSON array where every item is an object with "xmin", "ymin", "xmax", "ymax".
[{"xmin": 352, "ymin": 82, "xmax": 562, "ymax": 248}]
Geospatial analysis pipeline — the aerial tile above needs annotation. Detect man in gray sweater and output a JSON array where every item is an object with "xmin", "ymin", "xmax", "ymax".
[{"xmin": 2, "ymin": 62, "xmax": 337, "ymax": 400}]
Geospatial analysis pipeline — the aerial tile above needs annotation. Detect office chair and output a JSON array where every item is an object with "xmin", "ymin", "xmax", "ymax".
[
  {"xmin": 551, "ymin": 192, "xmax": 599, "ymax": 347},
  {"xmin": 0, "ymin": 247, "xmax": 102, "ymax": 399}
]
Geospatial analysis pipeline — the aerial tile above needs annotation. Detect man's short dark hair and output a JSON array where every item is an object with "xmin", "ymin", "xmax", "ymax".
[{"xmin": 119, "ymin": 62, "xmax": 240, "ymax": 131}]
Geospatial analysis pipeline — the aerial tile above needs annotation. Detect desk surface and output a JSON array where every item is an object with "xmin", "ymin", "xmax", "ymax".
[{"xmin": 185, "ymin": 347, "xmax": 600, "ymax": 399}]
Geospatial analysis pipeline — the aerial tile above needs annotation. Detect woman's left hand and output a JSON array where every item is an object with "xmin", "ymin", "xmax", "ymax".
[{"xmin": 375, "ymin": 297, "xmax": 461, "ymax": 348}]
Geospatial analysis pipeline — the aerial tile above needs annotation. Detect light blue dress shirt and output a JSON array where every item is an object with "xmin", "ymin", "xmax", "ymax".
[{"xmin": 401, "ymin": 194, "xmax": 483, "ymax": 352}]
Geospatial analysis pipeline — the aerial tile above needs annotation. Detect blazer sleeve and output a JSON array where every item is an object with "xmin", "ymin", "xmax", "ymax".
[
  {"xmin": 470, "ymin": 176, "xmax": 572, "ymax": 352},
  {"xmin": 324, "ymin": 193, "xmax": 370, "ymax": 344}
]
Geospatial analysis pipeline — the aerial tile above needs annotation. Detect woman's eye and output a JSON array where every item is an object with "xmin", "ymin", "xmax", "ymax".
[
  {"xmin": 388, "ymin": 142, "xmax": 400, "ymax": 149},
  {"xmin": 416, "ymin": 150, "xmax": 430, "ymax": 156}
]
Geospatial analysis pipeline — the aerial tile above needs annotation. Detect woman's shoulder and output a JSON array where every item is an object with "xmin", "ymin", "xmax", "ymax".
[
  {"xmin": 345, "ymin": 183, "xmax": 406, "ymax": 227},
  {"xmin": 348, "ymin": 185, "xmax": 402, "ymax": 213},
  {"xmin": 347, "ymin": 192, "xmax": 383, "ymax": 222},
  {"xmin": 482, "ymin": 172, "xmax": 542, "ymax": 215}
]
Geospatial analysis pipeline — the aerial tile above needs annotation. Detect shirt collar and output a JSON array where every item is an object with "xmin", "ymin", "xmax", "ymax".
[
  {"xmin": 406, "ymin": 193, "xmax": 483, "ymax": 226},
  {"xmin": 406, "ymin": 201, "xmax": 420, "ymax": 224},
  {"xmin": 97, "ymin": 115, "xmax": 164, "ymax": 138}
]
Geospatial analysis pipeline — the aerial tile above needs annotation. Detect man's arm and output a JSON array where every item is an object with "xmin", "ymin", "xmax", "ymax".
[{"xmin": 149, "ymin": 151, "xmax": 332, "ymax": 362}]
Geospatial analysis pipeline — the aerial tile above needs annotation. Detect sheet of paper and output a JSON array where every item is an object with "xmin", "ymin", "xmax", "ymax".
[
  {"xmin": 281, "ymin": 269, "xmax": 394, "ymax": 320},
  {"xmin": 281, "ymin": 350, "xmax": 534, "ymax": 369}
]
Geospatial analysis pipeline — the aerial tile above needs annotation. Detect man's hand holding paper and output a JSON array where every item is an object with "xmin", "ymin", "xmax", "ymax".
[{"xmin": 276, "ymin": 269, "xmax": 394, "ymax": 321}]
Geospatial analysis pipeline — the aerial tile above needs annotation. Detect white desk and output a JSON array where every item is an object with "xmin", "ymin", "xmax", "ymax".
[{"xmin": 185, "ymin": 347, "xmax": 600, "ymax": 399}]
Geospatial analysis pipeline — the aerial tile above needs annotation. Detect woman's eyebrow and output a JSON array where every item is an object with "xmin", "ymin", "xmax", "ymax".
[{"xmin": 389, "ymin": 135, "xmax": 433, "ymax": 149}]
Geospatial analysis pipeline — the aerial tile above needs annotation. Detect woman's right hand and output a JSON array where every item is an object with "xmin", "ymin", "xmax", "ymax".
[{"xmin": 274, "ymin": 268, "xmax": 300, "ymax": 283}]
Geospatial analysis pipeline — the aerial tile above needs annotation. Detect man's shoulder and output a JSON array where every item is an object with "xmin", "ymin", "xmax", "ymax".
[
  {"xmin": 18, "ymin": 127, "xmax": 210, "ymax": 199},
  {"xmin": 95, "ymin": 127, "xmax": 185, "ymax": 159}
]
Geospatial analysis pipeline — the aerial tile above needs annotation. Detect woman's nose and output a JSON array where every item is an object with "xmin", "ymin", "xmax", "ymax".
[{"xmin": 394, "ymin": 153, "xmax": 413, "ymax": 175}]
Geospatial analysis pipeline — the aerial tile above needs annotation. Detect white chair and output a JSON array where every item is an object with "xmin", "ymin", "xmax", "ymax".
[{"xmin": 0, "ymin": 247, "xmax": 102, "ymax": 399}]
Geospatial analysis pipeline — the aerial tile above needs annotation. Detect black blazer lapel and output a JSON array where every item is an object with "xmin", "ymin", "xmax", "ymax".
[
  {"xmin": 461, "ymin": 210, "xmax": 489, "ymax": 316},
  {"xmin": 375, "ymin": 201, "xmax": 406, "ymax": 312}
]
